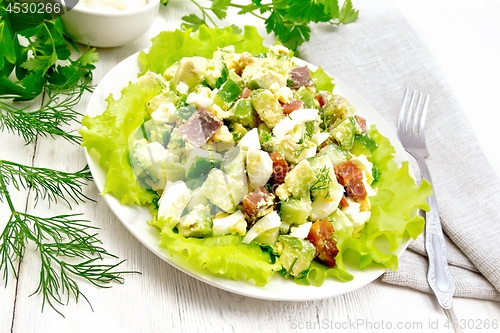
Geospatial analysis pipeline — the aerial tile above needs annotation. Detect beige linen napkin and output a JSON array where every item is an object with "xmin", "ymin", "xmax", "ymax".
[{"xmin": 297, "ymin": 0, "xmax": 500, "ymax": 300}]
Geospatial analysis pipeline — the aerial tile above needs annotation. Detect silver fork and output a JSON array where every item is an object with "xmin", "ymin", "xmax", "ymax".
[{"xmin": 397, "ymin": 88, "xmax": 455, "ymax": 309}]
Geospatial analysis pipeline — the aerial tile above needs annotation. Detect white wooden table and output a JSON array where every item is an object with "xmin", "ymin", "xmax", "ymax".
[{"xmin": 1, "ymin": 1, "xmax": 499, "ymax": 332}]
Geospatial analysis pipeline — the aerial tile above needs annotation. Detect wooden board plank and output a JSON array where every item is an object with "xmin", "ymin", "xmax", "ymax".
[{"xmin": 447, "ymin": 298, "xmax": 500, "ymax": 333}]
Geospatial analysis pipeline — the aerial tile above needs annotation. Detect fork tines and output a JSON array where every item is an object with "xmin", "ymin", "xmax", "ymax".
[{"xmin": 398, "ymin": 87, "xmax": 430, "ymax": 139}]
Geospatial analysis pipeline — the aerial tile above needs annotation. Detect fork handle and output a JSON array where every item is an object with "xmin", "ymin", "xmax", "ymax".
[{"xmin": 410, "ymin": 152, "xmax": 456, "ymax": 309}]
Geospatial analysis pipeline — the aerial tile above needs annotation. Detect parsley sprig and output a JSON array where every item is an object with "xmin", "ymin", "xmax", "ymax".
[
  {"xmin": 162, "ymin": 0, "xmax": 359, "ymax": 50},
  {"xmin": 0, "ymin": 7, "xmax": 97, "ymax": 101}
]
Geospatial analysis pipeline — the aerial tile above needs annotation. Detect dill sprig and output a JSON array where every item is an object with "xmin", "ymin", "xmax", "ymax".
[
  {"xmin": 0, "ymin": 8, "xmax": 133, "ymax": 316},
  {"xmin": 0, "ymin": 172, "xmax": 135, "ymax": 316},
  {"xmin": 309, "ymin": 166, "xmax": 333, "ymax": 198},
  {"xmin": 293, "ymin": 138, "xmax": 308, "ymax": 157},
  {"xmin": 0, "ymin": 80, "xmax": 93, "ymax": 145},
  {"xmin": 0, "ymin": 160, "xmax": 94, "ymax": 208}
]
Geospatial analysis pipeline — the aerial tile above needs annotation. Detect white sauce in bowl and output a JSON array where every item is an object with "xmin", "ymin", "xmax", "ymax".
[{"xmin": 77, "ymin": 0, "xmax": 148, "ymax": 11}]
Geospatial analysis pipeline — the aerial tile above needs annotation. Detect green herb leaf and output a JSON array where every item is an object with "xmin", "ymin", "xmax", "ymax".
[
  {"xmin": 181, "ymin": 14, "xmax": 207, "ymax": 31},
  {"xmin": 0, "ymin": 78, "xmax": 92, "ymax": 144},
  {"xmin": 211, "ymin": 0, "xmax": 232, "ymax": 19},
  {"xmin": 0, "ymin": 71, "xmax": 45, "ymax": 101},
  {"xmin": 229, "ymin": 24, "xmax": 242, "ymax": 35},
  {"xmin": 0, "ymin": 21, "xmax": 16, "ymax": 68},
  {"xmin": 323, "ymin": 0, "xmax": 340, "ymax": 17},
  {"xmin": 0, "ymin": 13, "xmax": 93, "ymax": 101},
  {"xmin": 285, "ymin": 0, "xmax": 331, "ymax": 24},
  {"xmin": 339, "ymin": 0, "xmax": 359, "ymax": 24},
  {"xmin": 173, "ymin": 0, "xmax": 358, "ymax": 51}
]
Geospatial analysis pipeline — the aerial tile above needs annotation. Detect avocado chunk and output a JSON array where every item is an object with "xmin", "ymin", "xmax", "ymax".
[
  {"xmin": 250, "ymin": 89, "xmax": 285, "ymax": 128},
  {"xmin": 229, "ymin": 99, "xmax": 257, "ymax": 127},
  {"xmin": 308, "ymin": 154, "xmax": 336, "ymax": 200},
  {"xmin": 229, "ymin": 122, "xmax": 248, "ymax": 142},
  {"xmin": 163, "ymin": 62, "xmax": 180, "ymax": 81},
  {"xmin": 137, "ymin": 71, "xmax": 168, "ymax": 90},
  {"xmin": 178, "ymin": 206, "xmax": 213, "ymax": 238},
  {"xmin": 328, "ymin": 209, "xmax": 355, "ymax": 242},
  {"xmin": 175, "ymin": 105, "xmax": 197, "ymax": 121},
  {"xmin": 184, "ymin": 176, "xmax": 208, "ymax": 191},
  {"xmin": 330, "ymin": 116, "xmax": 356, "ymax": 151},
  {"xmin": 308, "ymin": 154, "xmax": 332, "ymax": 172},
  {"xmin": 201, "ymin": 168, "xmax": 246, "ymax": 213},
  {"xmin": 323, "ymin": 95, "xmax": 348, "ymax": 117},
  {"xmin": 247, "ymin": 68, "xmax": 283, "ymax": 90},
  {"xmin": 167, "ymin": 127, "xmax": 185, "ymax": 149},
  {"xmin": 264, "ymin": 50, "xmax": 293, "ymax": 76},
  {"xmin": 350, "ymin": 132, "xmax": 378, "ymax": 158},
  {"xmin": 213, "ymin": 79, "xmax": 243, "ymax": 110},
  {"xmin": 319, "ymin": 143, "xmax": 350, "ymax": 166},
  {"xmin": 130, "ymin": 139, "xmax": 170, "ymax": 184},
  {"xmin": 280, "ymin": 195, "xmax": 312, "ymax": 225},
  {"xmin": 184, "ymin": 147, "xmax": 222, "ymax": 179},
  {"xmin": 278, "ymin": 235, "xmax": 315, "ymax": 278},
  {"xmin": 221, "ymin": 147, "xmax": 246, "ymax": 180},
  {"xmin": 159, "ymin": 159, "xmax": 186, "ymax": 184},
  {"xmin": 147, "ymin": 123, "xmax": 172, "ymax": 148},
  {"xmin": 204, "ymin": 55, "xmax": 229, "ymax": 89},
  {"xmin": 173, "ymin": 57, "xmax": 207, "ymax": 91},
  {"xmin": 220, "ymin": 147, "xmax": 248, "ymax": 204},
  {"xmin": 146, "ymin": 91, "xmax": 180, "ymax": 114},
  {"xmin": 284, "ymin": 159, "xmax": 316, "ymax": 197}
]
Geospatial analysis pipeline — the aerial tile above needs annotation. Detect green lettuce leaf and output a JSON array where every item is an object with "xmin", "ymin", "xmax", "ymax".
[
  {"xmin": 80, "ymin": 82, "xmax": 160, "ymax": 205},
  {"xmin": 138, "ymin": 25, "xmax": 268, "ymax": 76},
  {"xmin": 160, "ymin": 226, "xmax": 280, "ymax": 287},
  {"xmin": 360, "ymin": 126, "xmax": 432, "ymax": 268},
  {"xmin": 287, "ymin": 125, "xmax": 432, "ymax": 286},
  {"xmin": 311, "ymin": 66, "xmax": 335, "ymax": 93}
]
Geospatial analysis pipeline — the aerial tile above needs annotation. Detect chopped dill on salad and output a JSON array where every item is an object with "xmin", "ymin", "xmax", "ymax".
[{"xmin": 80, "ymin": 26, "xmax": 432, "ymax": 287}]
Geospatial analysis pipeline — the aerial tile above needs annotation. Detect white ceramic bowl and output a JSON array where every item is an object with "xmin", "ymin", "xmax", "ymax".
[{"xmin": 61, "ymin": 0, "xmax": 160, "ymax": 48}]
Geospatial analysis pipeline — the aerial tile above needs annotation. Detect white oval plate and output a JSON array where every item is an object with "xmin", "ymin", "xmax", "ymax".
[{"xmin": 84, "ymin": 52, "xmax": 410, "ymax": 301}]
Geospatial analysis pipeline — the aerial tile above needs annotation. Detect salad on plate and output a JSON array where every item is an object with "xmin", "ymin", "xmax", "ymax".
[{"xmin": 80, "ymin": 26, "xmax": 432, "ymax": 288}]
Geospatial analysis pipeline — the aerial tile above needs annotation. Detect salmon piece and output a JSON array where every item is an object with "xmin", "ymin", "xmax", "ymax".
[
  {"xmin": 334, "ymin": 161, "xmax": 363, "ymax": 186},
  {"xmin": 315, "ymin": 91, "xmax": 331, "ymax": 107},
  {"xmin": 356, "ymin": 115, "xmax": 367, "ymax": 132},
  {"xmin": 346, "ymin": 179, "xmax": 367, "ymax": 202},
  {"xmin": 340, "ymin": 195, "xmax": 349, "ymax": 208},
  {"xmin": 306, "ymin": 219, "xmax": 339, "ymax": 267},
  {"xmin": 283, "ymin": 100, "xmax": 304, "ymax": 115},
  {"xmin": 242, "ymin": 187, "xmax": 275, "ymax": 226},
  {"xmin": 268, "ymin": 152, "xmax": 290, "ymax": 183}
]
